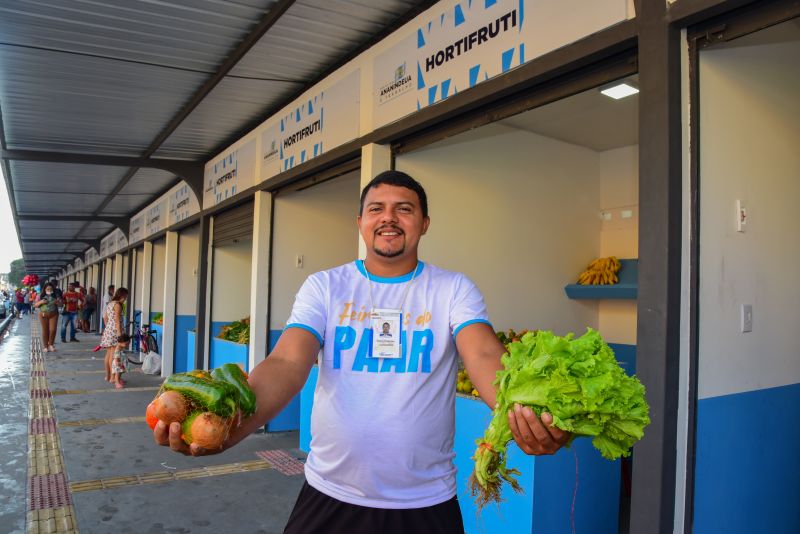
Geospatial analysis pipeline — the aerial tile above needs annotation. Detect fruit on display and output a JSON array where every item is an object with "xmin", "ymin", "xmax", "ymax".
[
  {"xmin": 456, "ymin": 369, "xmax": 479, "ymax": 397},
  {"xmin": 576, "ymin": 256, "xmax": 621, "ymax": 285}
]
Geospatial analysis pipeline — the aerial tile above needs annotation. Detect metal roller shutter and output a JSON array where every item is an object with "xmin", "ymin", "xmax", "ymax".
[{"xmin": 213, "ymin": 201, "xmax": 253, "ymax": 247}]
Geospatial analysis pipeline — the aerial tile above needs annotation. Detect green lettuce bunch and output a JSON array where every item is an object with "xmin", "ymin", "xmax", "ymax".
[{"xmin": 470, "ymin": 328, "xmax": 650, "ymax": 509}]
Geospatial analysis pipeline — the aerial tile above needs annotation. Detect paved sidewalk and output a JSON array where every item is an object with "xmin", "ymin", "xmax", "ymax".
[{"xmin": 1, "ymin": 316, "xmax": 306, "ymax": 534}]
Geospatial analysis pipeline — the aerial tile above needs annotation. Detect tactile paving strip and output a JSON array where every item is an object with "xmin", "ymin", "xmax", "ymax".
[
  {"xmin": 69, "ymin": 459, "xmax": 273, "ymax": 493},
  {"xmin": 51, "ymin": 386, "xmax": 159, "ymax": 395},
  {"xmin": 255, "ymin": 449, "xmax": 306, "ymax": 476},
  {"xmin": 58, "ymin": 416, "xmax": 146, "ymax": 428},
  {"xmin": 29, "ymin": 474, "xmax": 72, "ymax": 509},
  {"xmin": 26, "ymin": 323, "xmax": 79, "ymax": 533},
  {"xmin": 30, "ymin": 418, "xmax": 58, "ymax": 435}
]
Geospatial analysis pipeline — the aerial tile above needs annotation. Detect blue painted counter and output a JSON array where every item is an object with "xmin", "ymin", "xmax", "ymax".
[
  {"xmin": 171, "ymin": 315, "xmax": 195, "ymax": 373},
  {"xmin": 299, "ymin": 368, "xmax": 620, "ymax": 533},
  {"xmin": 209, "ymin": 337, "xmax": 248, "ymax": 370},
  {"xmin": 187, "ymin": 330, "xmax": 195, "ymax": 366},
  {"xmin": 149, "ymin": 313, "xmax": 162, "ymax": 355}
]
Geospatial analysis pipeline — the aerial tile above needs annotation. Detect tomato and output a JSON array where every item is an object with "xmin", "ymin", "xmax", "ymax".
[{"xmin": 145, "ymin": 400, "xmax": 159, "ymax": 430}]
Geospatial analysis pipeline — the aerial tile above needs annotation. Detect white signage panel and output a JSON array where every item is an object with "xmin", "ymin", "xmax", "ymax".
[
  {"xmin": 130, "ymin": 214, "xmax": 144, "ymax": 244},
  {"xmin": 259, "ymin": 70, "xmax": 360, "ymax": 180},
  {"xmin": 145, "ymin": 199, "xmax": 167, "ymax": 238},
  {"xmin": 203, "ymin": 139, "xmax": 256, "ymax": 208},
  {"xmin": 372, "ymin": 0, "xmax": 626, "ymax": 127},
  {"xmin": 168, "ymin": 182, "xmax": 200, "ymax": 226},
  {"xmin": 114, "ymin": 229, "xmax": 128, "ymax": 252}
]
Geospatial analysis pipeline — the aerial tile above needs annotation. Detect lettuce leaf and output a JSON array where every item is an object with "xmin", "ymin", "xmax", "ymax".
[{"xmin": 470, "ymin": 328, "xmax": 650, "ymax": 508}]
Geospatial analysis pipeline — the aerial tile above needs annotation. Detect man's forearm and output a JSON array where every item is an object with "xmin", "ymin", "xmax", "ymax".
[{"xmin": 225, "ymin": 356, "xmax": 312, "ymax": 446}]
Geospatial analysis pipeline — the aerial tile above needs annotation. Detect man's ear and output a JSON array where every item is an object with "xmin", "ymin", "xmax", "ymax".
[{"xmin": 421, "ymin": 216, "xmax": 431, "ymax": 236}]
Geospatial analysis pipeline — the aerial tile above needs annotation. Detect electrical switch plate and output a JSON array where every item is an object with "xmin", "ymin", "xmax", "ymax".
[
  {"xmin": 741, "ymin": 304, "xmax": 753, "ymax": 333},
  {"xmin": 736, "ymin": 199, "xmax": 747, "ymax": 232},
  {"xmin": 295, "ymin": 255, "xmax": 304, "ymax": 268},
  {"xmin": 621, "ymin": 209, "xmax": 633, "ymax": 219}
]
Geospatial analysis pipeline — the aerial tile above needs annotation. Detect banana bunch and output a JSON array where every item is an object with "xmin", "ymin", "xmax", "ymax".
[
  {"xmin": 457, "ymin": 369, "xmax": 480, "ymax": 397},
  {"xmin": 577, "ymin": 256, "xmax": 621, "ymax": 285}
]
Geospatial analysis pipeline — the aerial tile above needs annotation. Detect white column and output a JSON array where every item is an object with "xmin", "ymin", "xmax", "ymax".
[
  {"xmin": 359, "ymin": 143, "xmax": 393, "ymax": 257},
  {"xmin": 105, "ymin": 258, "xmax": 113, "ymax": 291},
  {"xmin": 203, "ymin": 219, "xmax": 214, "ymax": 370},
  {"xmin": 140, "ymin": 241, "xmax": 153, "ymax": 327},
  {"xmin": 113, "ymin": 253, "xmax": 123, "ymax": 289},
  {"xmin": 129, "ymin": 249, "xmax": 137, "ymax": 324},
  {"xmin": 249, "ymin": 191, "xmax": 272, "ymax": 370},
  {"xmin": 161, "ymin": 231, "xmax": 179, "ymax": 377}
]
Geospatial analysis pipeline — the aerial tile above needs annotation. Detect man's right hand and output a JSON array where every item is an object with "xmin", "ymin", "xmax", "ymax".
[{"xmin": 153, "ymin": 420, "xmax": 217, "ymax": 457}]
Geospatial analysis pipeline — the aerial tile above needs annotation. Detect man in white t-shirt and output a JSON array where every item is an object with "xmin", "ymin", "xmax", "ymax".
[{"xmin": 155, "ymin": 171, "xmax": 570, "ymax": 533}]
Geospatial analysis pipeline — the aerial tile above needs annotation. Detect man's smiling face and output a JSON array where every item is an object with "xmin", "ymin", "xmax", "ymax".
[{"xmin": 358, "ymin": 184, "xmax": 430, "ymax": 262}]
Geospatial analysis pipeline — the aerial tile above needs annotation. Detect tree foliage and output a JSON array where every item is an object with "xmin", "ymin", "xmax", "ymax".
[{"xmin": 8, "ymin": 258, "xmax": 25, "ymax": 287}]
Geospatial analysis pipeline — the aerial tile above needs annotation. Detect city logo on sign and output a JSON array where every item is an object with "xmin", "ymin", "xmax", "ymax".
[{"xmin": 378, "ymin": 62, "xmax": 413, "ymax": 105}]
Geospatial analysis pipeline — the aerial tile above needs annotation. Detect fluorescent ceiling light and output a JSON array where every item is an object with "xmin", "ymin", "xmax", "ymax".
[{"xmin": 600, "ymin": 83, "xmax": 639, "ymax": 99}]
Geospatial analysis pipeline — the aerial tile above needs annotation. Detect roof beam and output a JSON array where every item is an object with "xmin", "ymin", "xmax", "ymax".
[
  {"xmin": 18, "ymin": 214, "xmax": 128, "ymax": 228},
  {"xmin": 0, "ymin": 149, "xmax": 202, "ymax": 177},
  {"xmin": 22, "ymin": 238, "xmax": 93, "ymax": 244}
]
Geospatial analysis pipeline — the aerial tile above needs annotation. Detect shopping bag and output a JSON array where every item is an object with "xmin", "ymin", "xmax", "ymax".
[{"xmin": 141, "ymin": 351, "xmax": 161, "ymax": 375}]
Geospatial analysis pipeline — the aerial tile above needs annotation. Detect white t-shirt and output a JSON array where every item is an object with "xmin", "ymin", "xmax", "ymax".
[{"xmin": 286, "ymin": 260, "xmax": 492, "ymax": 509}]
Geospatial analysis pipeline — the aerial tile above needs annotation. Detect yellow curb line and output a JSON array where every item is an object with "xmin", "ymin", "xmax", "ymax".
[
  {"xmin": 69, "ymin": 459, "xmax": 271, "ymax": 493},
  {"xmin": 51, "ymin": 386, "xmax": 160, "ymax": 395},
  {"xmin": 59, "ymin": 416, "xmax": 146, "ymax": 428}
]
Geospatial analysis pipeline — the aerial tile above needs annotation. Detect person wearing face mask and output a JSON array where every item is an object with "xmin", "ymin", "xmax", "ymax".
[{"xmin": 34, "ymin": 283, "xmax": 60, "ymax": 352}]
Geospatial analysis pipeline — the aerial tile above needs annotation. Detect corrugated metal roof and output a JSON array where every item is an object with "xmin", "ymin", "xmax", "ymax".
[{"xmin": 0, "ymin": 0, "xmax": 434, "ymax": 276}]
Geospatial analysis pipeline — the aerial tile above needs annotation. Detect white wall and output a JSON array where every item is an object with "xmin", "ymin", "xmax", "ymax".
[
  {"xmin": 396, "ymin": 123, "xmax": 601, "ymax": 334},
  {"xmin": 150, "ymin": 239, "xmax": 166, "ymax": 314},
  {"xmin": 177, "ymin": 225, "xmax": 199, "ymax": 316},
  {"xmin": 270, "ymin": 172, "xmax": 361, "ymax": 329},
  {"xmin": 211, "ymin": 239, "xmax": 252, "ymax": 322},
  {"xmin": 698, "ymin": 38, "xmax": 800, "ymax": 399},
  {"xmin": 599, "ymin": 144, "xmax": 639, "ymax": 344}
]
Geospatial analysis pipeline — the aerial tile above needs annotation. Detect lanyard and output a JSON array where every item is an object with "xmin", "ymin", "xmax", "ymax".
[{"xmin": 364, "ymin": 260, "xmax": 420, "ymax": 313}]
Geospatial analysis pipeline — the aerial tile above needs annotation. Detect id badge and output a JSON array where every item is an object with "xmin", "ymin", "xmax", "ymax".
[{"xmin": 371, "ymin": 308, "xmax": 402, "ymax": 359}]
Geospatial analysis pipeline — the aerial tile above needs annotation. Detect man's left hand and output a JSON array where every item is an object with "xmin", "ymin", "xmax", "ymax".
[{"xmin": 508, "ymin": 404, "xmax": 571, "ymax": 455}]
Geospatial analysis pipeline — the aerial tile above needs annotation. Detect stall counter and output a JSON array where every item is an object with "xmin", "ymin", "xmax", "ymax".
[{"xmin": 299, "ymin": 367, "xmax": 621, "ymax": 533}]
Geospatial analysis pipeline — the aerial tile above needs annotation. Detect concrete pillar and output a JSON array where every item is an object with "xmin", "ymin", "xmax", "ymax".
[
  {"xmin": 140, "ymin": 241, "xmax": 153, "ymax": 328},
  {"xmin": 105, "ymin": 258, "xmax": 113, "ymax": 292},
  {"xmin": 161, "ymin": 231, "xmax": 179, "ymax": 377},
  {"xmin": 202, "ymin": 219, "xmax": 214, "ymax": 370},
  {"xmin": 249, "ymin": 191, "xmax": 273, "ymax": 370},
  {"xmin": 128, "ymin": 249, "xmax": 137, "ymax": 324},
  {"xmin": 113, "ymin": 253, "xmax": 124, "ymax": 289},
  {"xmin": 359, "ymin": 143, "xmax": 392, "ymax": 257}
]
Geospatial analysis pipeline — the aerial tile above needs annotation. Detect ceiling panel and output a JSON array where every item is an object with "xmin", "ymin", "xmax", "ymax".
[
  {"xmin": 9, "ymin": 161, "xmax": 127, "ymax": 197},
  {"xmin": 155, "ymin": 0, "xmax": 423, "ymax": 158},
  {"xmin": 116, "ymin": 168, "xmax": 178, "ymax": 196},
  {"xmin": 0, "ymin": 0, "xmax": 277, "ymax": 154},
  {"xmin": 102, "ymin": 194, "xmax": 156, "ymax": 217}
]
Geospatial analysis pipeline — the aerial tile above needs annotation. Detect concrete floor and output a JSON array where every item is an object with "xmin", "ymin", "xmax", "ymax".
[{"xmin": 0, "ymin": 315, "xmax": 306, "ymax": 534}]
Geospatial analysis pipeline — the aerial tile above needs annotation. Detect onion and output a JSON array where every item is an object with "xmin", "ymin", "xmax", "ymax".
[
  {"xmin": 181, "ymin": 411, "xmax": 229, "ymax": 450},
  {"xmin": 154, "ymin": 391, "xmax": 189, "ymax": 424}
]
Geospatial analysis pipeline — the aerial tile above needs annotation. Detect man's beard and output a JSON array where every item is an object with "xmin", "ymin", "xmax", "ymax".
[{"xmin": 373, "ymin": 243, "xmax": 405, "ymax": 258}]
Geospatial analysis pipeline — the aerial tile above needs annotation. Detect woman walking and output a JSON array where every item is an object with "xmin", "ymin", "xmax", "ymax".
[
  {"xmin": 81, "ymin": 287, "xmax": 97, "ymax": 332},
  {"xmin": 34, "ymin": 283, "xmax": 60, "ymax": 352},
  {"xmin": 100, "ymin": 287, "xmax": 128, "ymax": 388}
]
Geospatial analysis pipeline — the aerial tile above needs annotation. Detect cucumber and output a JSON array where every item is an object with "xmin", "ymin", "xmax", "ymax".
[
  {"xmin": 211, "ymin": 364, "xmax": 257, "ymax": 417},
  {"xmin": 163, "ymin": 374, "xmax": 237, "ymax": 417}
]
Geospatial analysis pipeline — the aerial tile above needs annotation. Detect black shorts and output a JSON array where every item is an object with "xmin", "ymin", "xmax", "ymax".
[{"xmin": 283, "ymin": 481, "xmax": 465, "ymax": 534}]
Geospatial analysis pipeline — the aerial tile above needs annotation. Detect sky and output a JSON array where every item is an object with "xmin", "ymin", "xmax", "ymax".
[{"xmin": 0, "ymin": 165, "xmax": 23, "ymax": 273}]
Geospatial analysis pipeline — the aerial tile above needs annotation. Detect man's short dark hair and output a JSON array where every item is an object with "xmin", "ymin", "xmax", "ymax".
[{"xmin": 359, "ymin": 170, "xmax": 428, "ymax": 218}]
